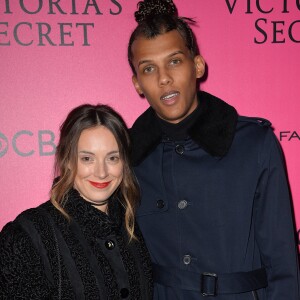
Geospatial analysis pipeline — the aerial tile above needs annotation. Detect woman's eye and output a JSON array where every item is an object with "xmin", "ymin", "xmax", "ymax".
[
  {"xmin": 108, "ymin": 156, "xmax": 120, "ymax": 163},
  {"xmin": 80, "ymin": 156, "xmax": 93, "ymax": 163}
]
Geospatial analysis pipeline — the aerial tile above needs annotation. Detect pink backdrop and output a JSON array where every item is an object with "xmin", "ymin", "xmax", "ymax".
[{"xmin": 1, "ymin": 1, "xmax": 299, "ymax": 246}]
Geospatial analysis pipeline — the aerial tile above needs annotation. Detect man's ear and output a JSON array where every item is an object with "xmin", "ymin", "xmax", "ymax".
[
  {"xmin": 132, "ymin": 75, "xmax": 143, "ymax": 95},
  {"xmin": 194, "ymin": 55, "xmax": 205, "ymax": 79}
]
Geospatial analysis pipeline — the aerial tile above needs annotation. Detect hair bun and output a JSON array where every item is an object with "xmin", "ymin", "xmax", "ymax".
[{"xmin": 135, "ymin": 0, "xmax": 177, "ymax": 23}]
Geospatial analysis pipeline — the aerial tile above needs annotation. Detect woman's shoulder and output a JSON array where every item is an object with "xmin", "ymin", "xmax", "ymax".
[
  {"xmin": 0, "ymin": 201, "xmax": 57, "ymax": 273},
  {"xmin": 0, "ymin": 205, "xmax": 46, "ymax": 276},
  {"xmin": 0, "ymin": 201, "xmax": 54, "ymax": 244},
  {"xmin": 0, "ymin": 203, "xmax": 53, "ymax": 298}
]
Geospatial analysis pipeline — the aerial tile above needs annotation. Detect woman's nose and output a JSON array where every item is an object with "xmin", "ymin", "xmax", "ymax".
[{"xmin": 94, "ymin": 162, "xmax": 108, "ymax": 179}]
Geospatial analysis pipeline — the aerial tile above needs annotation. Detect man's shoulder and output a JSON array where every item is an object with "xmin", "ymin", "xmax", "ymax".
[
  {"xmin": 236, "ymin": 115, "xmax": 273, "ymax": 139},
  {"xmin": 237, "ymin": 116, "xmax": 272, "ymax": 128},
  {"xmin": 233, "ymin": 116, "xmax": 279, "ymax": 159},
  {"xmin": 235, "ymin": 116, "xmax": 274, "ymax": 141}
]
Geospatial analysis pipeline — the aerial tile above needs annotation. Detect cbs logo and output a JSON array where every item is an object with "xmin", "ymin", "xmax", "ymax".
[{"xmin": 0, "ymin": 130, "xmax": 56, "ymax": 158}]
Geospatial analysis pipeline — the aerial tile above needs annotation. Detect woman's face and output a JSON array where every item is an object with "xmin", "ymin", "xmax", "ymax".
[{"xmin": 74, "ymin": 126, "xmax": 123, "ymax": 208}]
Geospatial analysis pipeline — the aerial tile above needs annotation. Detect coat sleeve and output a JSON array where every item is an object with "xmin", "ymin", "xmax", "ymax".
[
  {"xmin": 0, "ymin": 220, "xmax": 52, "ymax": 299},
  {"xmin": 255, "ymin": 128, "xmax": 300, "ymax": 299}
]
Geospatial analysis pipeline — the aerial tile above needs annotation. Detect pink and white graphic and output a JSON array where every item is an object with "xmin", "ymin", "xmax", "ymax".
[{"xmin": 1, "ymin": 1, "xmax": 299, "ymax": 245}]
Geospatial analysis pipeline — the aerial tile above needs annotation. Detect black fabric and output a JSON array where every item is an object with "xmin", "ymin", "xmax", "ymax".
[
  {"xmin": 0, "ymin": 188, "xmax": 153, "ymax": 299},
  {"xmin": 130, "ymin": 91, "xmax": 238, "ymax": 166},
  {"xmin": 157, "ymin": 101, "xmax": 204, "ymax": 140},
  {"xmin": 16, "ymin": 214, "xmax": 55, "ymax": 286},
  {"xmin": 40, "ymin": 208, "xmax": 85, "ymax": 299},
  {"xmin": 69, "ymin": 218, "xmax": 106, "ymax": 297}
]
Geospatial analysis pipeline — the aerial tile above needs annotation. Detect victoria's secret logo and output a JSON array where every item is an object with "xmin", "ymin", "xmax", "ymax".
[
  {"xmin": 225, "ymin": 0, "xmax": 300, "ymax": 43},
  {"xmin": 0, "ymin": 0, "xmax": 122, "ymax": 46}
]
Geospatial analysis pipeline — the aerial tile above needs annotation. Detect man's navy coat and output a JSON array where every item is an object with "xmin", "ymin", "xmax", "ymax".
[{"xmin": 130, "ymin": 91, "xmax": 300, "ymax": 299}]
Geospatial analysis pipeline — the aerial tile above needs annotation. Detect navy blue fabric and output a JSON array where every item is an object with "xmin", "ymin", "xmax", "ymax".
[
  {"xmin": 133, "ymin": 95, "xmax": 300, "ymax": 299},
  {"xmin": 153, "ymin": 263, "xmax": 267, "ymax": 294}
]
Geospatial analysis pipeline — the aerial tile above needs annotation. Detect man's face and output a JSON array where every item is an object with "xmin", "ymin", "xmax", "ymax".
[{"xmin": 131, "ymin": 30, "xmax": 205, "ymax": 124}]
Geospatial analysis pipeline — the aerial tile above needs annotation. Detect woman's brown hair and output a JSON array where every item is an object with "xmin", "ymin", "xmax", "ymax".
[{"xmin": 51, "ymin": 104, "xmax": 139, "ymax": 240}]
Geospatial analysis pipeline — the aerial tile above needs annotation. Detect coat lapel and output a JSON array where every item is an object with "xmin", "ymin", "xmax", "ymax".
[{"xmin": 130, "ymin": 91, "xmax": 238, "ymax": 165}]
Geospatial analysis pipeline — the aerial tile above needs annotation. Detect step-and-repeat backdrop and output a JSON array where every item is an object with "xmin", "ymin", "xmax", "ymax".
[{"xmin": 1, "ymin": 1, "xmax": 299, "ymax": 246}]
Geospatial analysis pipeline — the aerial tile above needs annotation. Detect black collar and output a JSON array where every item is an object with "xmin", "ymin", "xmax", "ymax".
[
  {"xmin": 63, "ymin": 188, "xmax": 123, "ymax": 238},
  {"xmin": 130, "ymin": 91, "xmax": 238, "ymax": 166}
]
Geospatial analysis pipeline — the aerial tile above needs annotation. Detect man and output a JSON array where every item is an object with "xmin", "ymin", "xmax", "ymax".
[{"xmin": 128, "ymin": 0, "xmax": 300, "ymax": 298}]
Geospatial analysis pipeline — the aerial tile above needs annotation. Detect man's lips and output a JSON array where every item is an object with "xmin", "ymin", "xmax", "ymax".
[
  {"xmin": 160, "ymin": 91, "xmax": 180, "ymax": 104},
  {"xmin": 88, "ymin": 181, "xmax": 111, "ymax": 189}
]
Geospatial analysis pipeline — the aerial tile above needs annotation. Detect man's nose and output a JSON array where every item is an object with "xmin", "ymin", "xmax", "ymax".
[{"xmin": 158, "ymin": 68, "xmax": 173, "ymax": 86}]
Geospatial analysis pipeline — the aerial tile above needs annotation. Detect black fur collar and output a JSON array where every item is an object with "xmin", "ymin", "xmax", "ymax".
[{"xmin": 130, "ymin": 91, "xmax": 238, "ymax": 166}]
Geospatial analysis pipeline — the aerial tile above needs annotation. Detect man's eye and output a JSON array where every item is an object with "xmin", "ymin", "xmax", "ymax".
[
  {"xmin": 143, "ymin": 66, "xmax": 154, "ymax": 73},
  {"xmin": 170, "ymin": 59, "xmax": 181, "ymax": 65}
]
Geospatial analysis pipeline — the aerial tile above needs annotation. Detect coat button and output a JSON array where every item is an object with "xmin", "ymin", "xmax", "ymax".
[
  {"xmin": 104, "ymin": 240, "xmax": 115, "ymax": 250},
  {"xmin": 183, "ymin": 255, "xmax": 191, "ymax": 265},
  {"xmin": 157, "ymin": 199, "xmax": 165, "ymax": 209},
  {"xmin": 178, "ymin": 200, "xmax": 188, "ymax": 209},
  {"xmin": 120, "ymin": 288, "xmax": 129, "ymax": 298},
  {"xmin": 175, "ymin": 144, "xmax": 184, "ymax": 155}
]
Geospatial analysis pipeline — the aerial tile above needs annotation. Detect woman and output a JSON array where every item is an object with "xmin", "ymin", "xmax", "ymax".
[{"xmin": 0, "ymin": 104, "xmax": 153, "ymax": 299}]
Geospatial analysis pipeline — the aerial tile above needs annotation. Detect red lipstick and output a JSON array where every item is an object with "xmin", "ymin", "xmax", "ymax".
[{"xmin": 89, "ymin": 181, "xmax": 111, "ymax": 189}]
